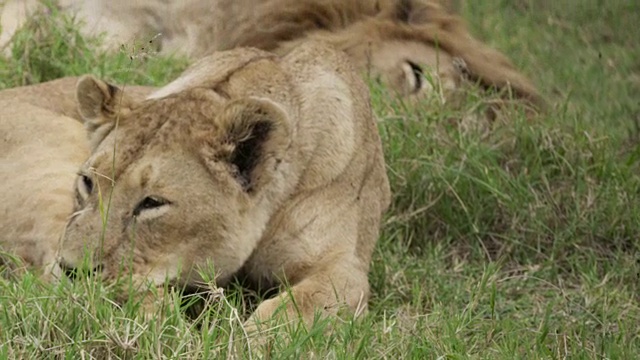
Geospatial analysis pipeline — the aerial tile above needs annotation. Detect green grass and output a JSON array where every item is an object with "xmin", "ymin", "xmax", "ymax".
[{"xmin": 1, "ymin": 0, "xmax": 639, "ymax": 358}]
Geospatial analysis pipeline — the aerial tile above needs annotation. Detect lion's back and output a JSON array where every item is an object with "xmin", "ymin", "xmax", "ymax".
[{"xmin": 0, "ymin": 101, "xmax": 89, "ymax": 274}]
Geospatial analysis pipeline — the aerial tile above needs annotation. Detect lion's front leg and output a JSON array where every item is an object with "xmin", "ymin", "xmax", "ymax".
[{"xmin": 243, "ymin": 261, "xmax": 369, "ymax": 334}]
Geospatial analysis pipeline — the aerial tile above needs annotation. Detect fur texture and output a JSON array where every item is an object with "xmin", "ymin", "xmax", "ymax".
[{"xmin": 0, "ymin": 100, "xmax": 87, "ymax": 277}]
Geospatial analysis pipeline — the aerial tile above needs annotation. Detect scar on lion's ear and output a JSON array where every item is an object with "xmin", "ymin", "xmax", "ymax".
[
  {"xmin": 76, "ymin": 75, "xmax": 136, "ymax": 150},
  {"xmin": 215, "ymin": 98, "xmax": 291, "ymax": 192}
]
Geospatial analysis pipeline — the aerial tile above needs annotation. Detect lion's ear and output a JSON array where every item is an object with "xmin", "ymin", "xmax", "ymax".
[
  {"xmin": 394, "ymin": 0, "xmax": 414, "ymax": 22},
  {"xmin": 76, "ymin": 75, "xmax": 136, "ymax": 150},
  {"xmin": 383, "ymin": 0, "xmax": 445, "ymax": 24},
  {"xmin": 215, "ymin": 97, "xmax": 291, "ymax": 193}
]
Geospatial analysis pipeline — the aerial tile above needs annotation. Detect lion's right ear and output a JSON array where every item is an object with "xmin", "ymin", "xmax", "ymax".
[
  {"xmin": 76, "ymin": 75, "xmax": 136, "ymax": 150},
  {"xmin": 214, "ymin": 97, "xmax": 292, "ymax": 194}
]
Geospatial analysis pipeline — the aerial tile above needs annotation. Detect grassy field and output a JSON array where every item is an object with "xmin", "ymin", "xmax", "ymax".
[{"xmin": 1, "ymin": 1, "xmax": 639, "ymax": 358}]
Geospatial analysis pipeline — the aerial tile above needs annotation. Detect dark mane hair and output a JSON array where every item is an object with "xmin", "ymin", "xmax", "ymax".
[{"xmin": 227, "ymin": 0, "xmax": 542, "ymax": 106}]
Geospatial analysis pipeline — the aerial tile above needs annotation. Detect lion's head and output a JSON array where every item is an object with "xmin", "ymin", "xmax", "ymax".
[
  {"xmin": 227, "ymin": 0, "xmax": 542, "ymax": 106},
  {"xmin": 59, "ymin": 52, "xmax": 292, "ymax": 289}
]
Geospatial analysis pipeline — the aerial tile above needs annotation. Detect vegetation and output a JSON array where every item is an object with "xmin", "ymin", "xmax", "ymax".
[{"xmin": 1, "ymin": 0, "xmax": 638, "ymax": 358}]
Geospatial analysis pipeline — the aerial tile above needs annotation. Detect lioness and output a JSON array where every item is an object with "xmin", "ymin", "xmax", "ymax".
[
  {"xmin": 1, "ymin": 0, "xmax": 541, "ymax": 105},
  {"xmin": 0, "ymin": 100, "xmax": 87, "ymax": 277},
  {"xmin": 58, "ymin": 42, "xmax": 391, "ymax": 329},
  {"xmin": 0, "ymin": 78, "xmax": 153, "ymax": 276}
]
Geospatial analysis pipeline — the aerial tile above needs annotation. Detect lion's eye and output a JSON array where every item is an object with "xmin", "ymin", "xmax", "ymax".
[
  {"xmin": 77, "ymin": 174, "xmax": 93, "ymax": 200},
  {"xmin": 82, "ymin": 175, "xmax": 93, "ymax": 194},
  {"xmin": 133, "ymin": 196, "xmax": 169, "ymax": 217},
  {"xmin": 406, "ymin": 60, "xmax": 424, "ymax": 93}
]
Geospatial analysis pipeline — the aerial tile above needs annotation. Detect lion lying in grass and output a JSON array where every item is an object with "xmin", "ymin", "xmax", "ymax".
[
  {"xmin": 0, "ymin": 78, "xmax": 153, "ymax": 277},
  {"xmin": 0, "ymin": 99, "xmax": 87, "ymax": 277},
  {"xmin": 1, "ymin": 0, "xmax": 541, "ymax": 106},
  {"xmin": 56, "ymin": 42, "xmax": 390, "ymax": 329}
]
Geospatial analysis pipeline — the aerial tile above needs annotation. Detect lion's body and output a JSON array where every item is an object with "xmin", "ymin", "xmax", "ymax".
[
  {"xmin": 0, "ymin": 100, "xmax": 88, "ymax": 276},
  {"xmin": 0, "ymin": 78, "xmax": 154, "ymax": 276},
  {"xmin": 59, "ymin": 42, "xmax": 390, "ymax": 328},
  {"xmin": 1, "ymin": 0, "xmax": 541, "ymax": 105}
]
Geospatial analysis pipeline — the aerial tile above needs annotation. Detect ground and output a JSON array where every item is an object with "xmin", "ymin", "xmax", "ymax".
[{"xmin": 0, "ymin": 0, "xmax": 638, "ymax": 358}]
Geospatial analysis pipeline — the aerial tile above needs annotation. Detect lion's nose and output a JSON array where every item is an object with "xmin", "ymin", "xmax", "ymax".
[{"xmin": 59, "ymin": 260, "xmax": 102, "ymax": 280}]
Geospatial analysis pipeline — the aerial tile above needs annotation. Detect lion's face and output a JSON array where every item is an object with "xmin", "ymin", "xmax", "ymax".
[
  {"xmin": 346, "ymin": 38, "xmax": 458, "ymax": 98},
  {"xmin": 59, "ymin": 71, "xmax": 291, "ymax": 290},
  {"xmin": 261, "ymin": 0, "xmax": 541, "ymax": 107}
]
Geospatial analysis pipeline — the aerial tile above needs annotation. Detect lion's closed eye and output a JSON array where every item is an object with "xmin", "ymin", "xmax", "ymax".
[
  {"xmin": 133, "ymin": 196, "xmax": 171, "ymax": 220},
  {"xmin": 404, "ymin": 60, "xmax": 424, "ymax": 93},
  {"xmin": 76, "ymin": 173, "xmax": 94, "ymax": 200}
]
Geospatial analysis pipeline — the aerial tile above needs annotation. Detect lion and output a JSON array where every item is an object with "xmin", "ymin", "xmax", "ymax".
[
  {"xmin": 57, "ymin": 42, "xmax": 391, "ymax": 330},
  {"xmin": 0, "ymin": 77, "xmax": 154, "ymax": 277},
  {"xmin": 222, "ymin": 0, "xmax": 543, "ymax": 106},
  {"xmin": 1, "ymin": 0, "xmax": 541, "ymax": 106},
  {"xmin": 0, "ymin": 100, "xmax": 87, "ymax": 277}
]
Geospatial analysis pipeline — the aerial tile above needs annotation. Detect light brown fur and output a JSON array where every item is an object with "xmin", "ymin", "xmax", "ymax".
[
  {"xmin": 0, "ymin": 77, "xmax": 154, "ymax": 276},
  {"xmin": 0, "ymin": 100, "xmax": 87, "ymax": 277},
  {"xmin": 58, "ymin": 42, "xmax": 391, "ymax": 330},
  {"xmin": 1, "ymin": 0, "xmax": 541, "ymax": 105}
]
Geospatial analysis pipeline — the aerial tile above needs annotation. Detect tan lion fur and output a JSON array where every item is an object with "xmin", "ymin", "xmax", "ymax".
[
  {"xmin": 0, "ymin": 77, "xmax": 154, "ymax": 277},
  {"xmin": 1, "ymin": 0, "xmax": 541, "ymax": 106},
  {"xmin": 0, "ymin": 100, "xmax": 87, "ymax": 277},
  {"xmin": 58, "ymin": 42, "xmax": 391, "ymax": 329}
]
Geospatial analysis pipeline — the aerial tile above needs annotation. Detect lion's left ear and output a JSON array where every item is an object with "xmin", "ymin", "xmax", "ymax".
[
  {"xmin": 394, "ymin": 0, "xmax": 414, "ymax": 22},
  {"xmin": 76, "ymin": 75, "xmax": 138, "ymax": 150},
  {"xmin": 215, "ymin": 97, "xmax": 292, "ymax": 193},
  {"xmin": 383, "ymin": 0, "xmax": 448, "ymax": 24}
]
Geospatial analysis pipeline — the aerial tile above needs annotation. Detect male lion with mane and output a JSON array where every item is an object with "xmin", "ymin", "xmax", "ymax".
[
  {"xmin": 1, "ymin": 0, "xmax": 541, "ymax": 106},
  {"xmin": 57, "ymin": 42, "xmax": 391, "ymax": 330}
]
